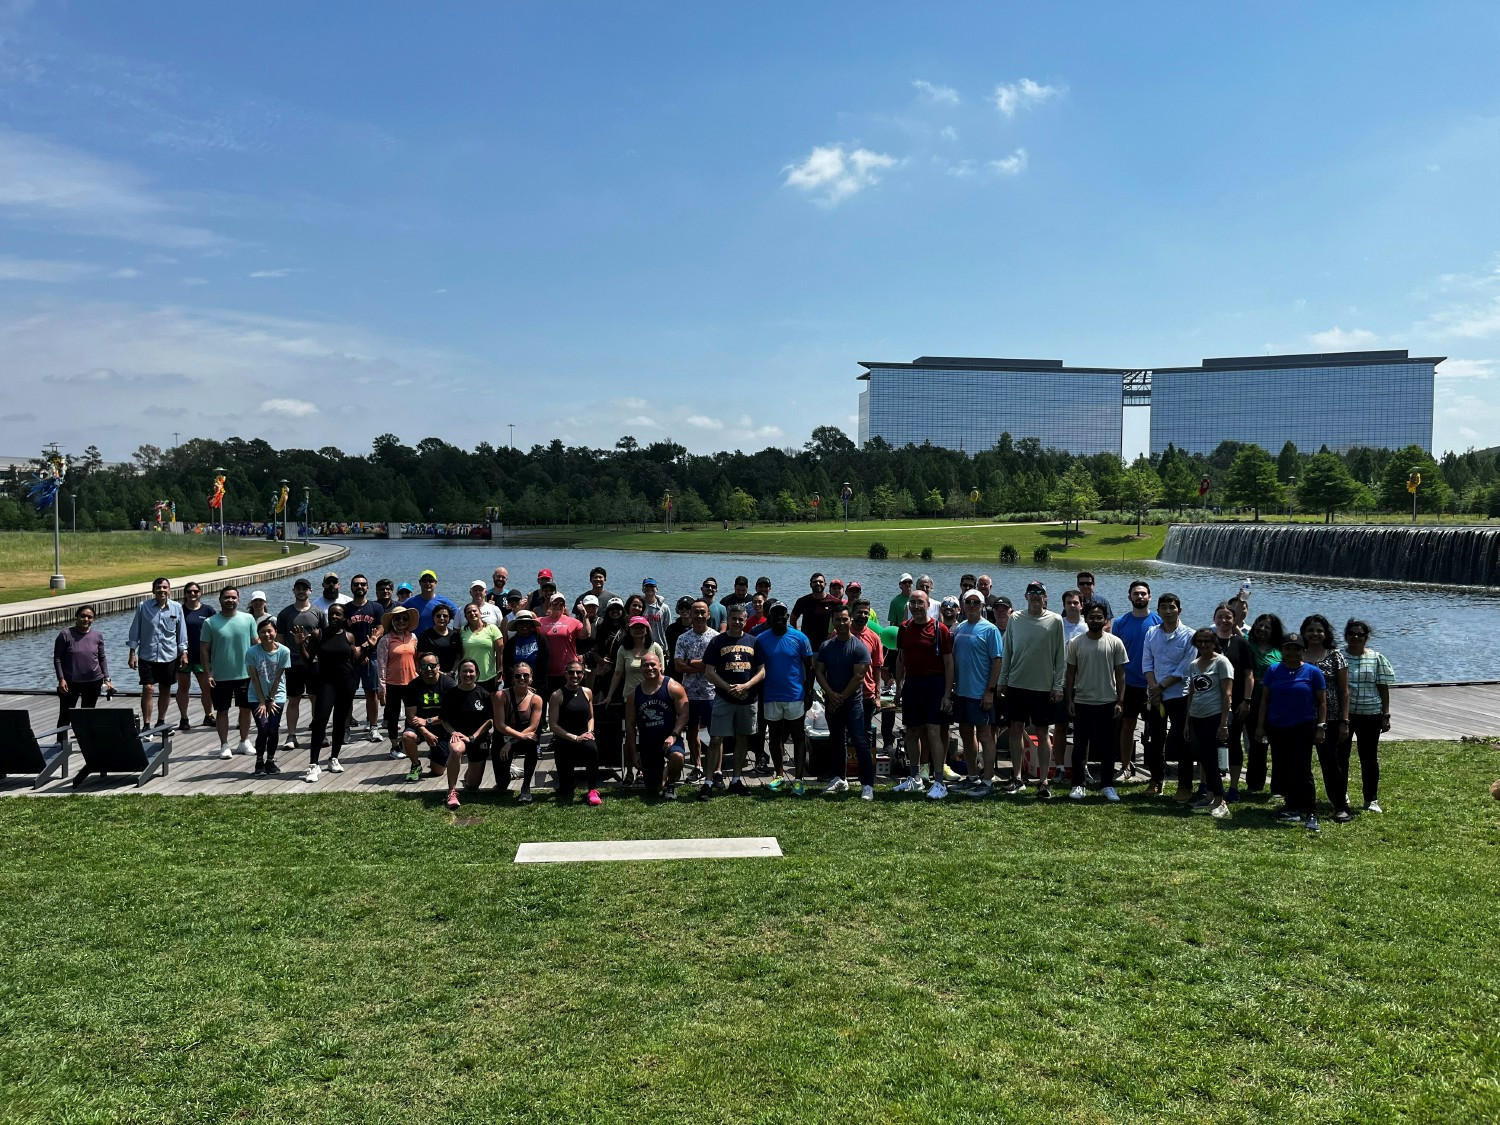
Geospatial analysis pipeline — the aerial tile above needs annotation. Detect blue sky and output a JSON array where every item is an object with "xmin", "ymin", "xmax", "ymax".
[{"xmin": 1, "ymin": 1, "xmax": 1497, "ymax": 462}]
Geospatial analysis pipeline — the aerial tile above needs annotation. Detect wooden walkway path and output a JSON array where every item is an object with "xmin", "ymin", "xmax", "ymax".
[{"xmin": 2, "ymin": 683, "xmax": 1497, "ymax": 799}]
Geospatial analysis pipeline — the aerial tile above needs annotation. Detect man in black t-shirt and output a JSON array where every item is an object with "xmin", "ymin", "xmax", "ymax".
[
  {"xmin": 399, "ymin": 655, "xmax": 453, "ymax": 780},
  {"xmin": 439, "ymin": 659, "xmax": 493, "ymax": 809},
  {"xmin": 790, "ymin": 572, "xmax": 841, "ymax": 649},
  {"xmin": 275, "ymin": 578, "xmax": 326, "ymax": 749},
  {"xmin": 343, "ymin": 573, "xmax": 385, "ymax": 743}
]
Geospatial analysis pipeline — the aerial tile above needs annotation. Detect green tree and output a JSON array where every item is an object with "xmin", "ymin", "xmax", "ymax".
[
  {"xmin": 924, "ymin": 487, "xmax": 945, "ymax": 516},
  {"xmin": 1117, "ymin": 467, "xmax": 1161, "ymax": 537},
  {"xmin": 1161, "ymin": 460, "xmax": 1199, "ymax": 514},
  {"xmin": 1297, "ymin": 452, "xmax": 1361, "ymax": 523},
  {"xmin": 870, "ymin": 483, "xmax": 898, "ymax": 520},
  {"xmin": 773, "ymin": 489, "xmax": 801, "ymax": 524},
  {"xmin": 1226, "ymin": 446, "xmax": 1283, "ymax": 520},
  {"xmin": 726, "ymin": 487, "xmax": 758, "ymax": 524},
  {"xmin": 1378, "ymin": 446, "xmax": 1452, "ymax": 514},
  {"xmin": 676, "ymin": 487, "xmax": 711, "ymax": 524},
  {"xmin": 1050, "ymin": 464, "xmax": 1099, "ymax": 546},
  {"xmin": 1276, "ymin": 440, "xmax": 1302, "ymax": 483}
]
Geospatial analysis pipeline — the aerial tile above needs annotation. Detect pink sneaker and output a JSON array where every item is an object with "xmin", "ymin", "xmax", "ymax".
[
  {"xmin": 586, "ymin": 789, "xmax": 602, "ymax": 807},
  {"xmin": 446, "ymin": 790, "xmax": 460, "ymax": 810}
]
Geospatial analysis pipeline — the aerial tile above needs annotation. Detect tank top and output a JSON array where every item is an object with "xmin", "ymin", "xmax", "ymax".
[
  {"xmin": 317, "ymin": 631, "xmax": 357, "ymax": 688},
  {"xmin": 557, "ymin": 685, "xmax": 591, "ymax": 737},
  {"xmin": 504, "ymin": 686, "xmax": 540, "ymax": 742},
  {"xmin": 633, "ymin": 680, "xmax": 675, "ymax": 745},
  {"xmin": 383, "ymin": 631, "xmax": 417, "ymax": 687}
]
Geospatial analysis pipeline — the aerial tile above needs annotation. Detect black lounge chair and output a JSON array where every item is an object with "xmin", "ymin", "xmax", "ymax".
[
  {"xmin": 69, "ymin": 709, "xmax": 174, "ymax": 789},
  {"xmin": 0, "ymin": 710, "xmax": 72, "ymax": 789}
]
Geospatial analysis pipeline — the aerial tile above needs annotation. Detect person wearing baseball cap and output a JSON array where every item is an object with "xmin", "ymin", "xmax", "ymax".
[
  {"xmin": 605, "ymin": 613, "xmax": 667, "ymax": 781},
  {"xmin": 538, "ymin": 589, "xmax": 591, "ymax": 701},
  {"xmin": 641, "ymin": 578, "xmax": 673, "ymax": 644},
  {"xmin": 998, "ymin": 580, "xmax": 1067, "ymax": 799},
  {"xmin": 952, "ymin": 588, "xmax": 1004, "ymax": 797},
  {"xmin": 890, "ymin": 574, "xmax": 915, "ymax": 625},
  {"xmin": 467, "ymin": 580, "xmax": 503, "ymax": 629},
  {"xmin": 313, "ymin": 572, "xmax": 350, "ymax": 614},
  {"xmin": 527, "ymin": 569, "xmax": 557, "ymax": 614},
  {"xmin": 1256, "ymin": 629, "xmax": 1328, "ymax": 831},
  {"xmin": 402, "ymin": 570, "xmax": 460, "ymax": 634}
]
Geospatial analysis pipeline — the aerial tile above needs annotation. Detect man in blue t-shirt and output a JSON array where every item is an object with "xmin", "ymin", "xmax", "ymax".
[
  {"xmin": 402, "ymin": 569, "xmax": 461, "ymax": 634},
  {"xmin": 754, "ymin": 602, "xmax": 814, "ymax": 792},
  {"xmin": 952, "ymin": 589, "xmax": 1004, "ymax": 794},
  {"xmin": 1112, "ymin": 579, "xmax": 1162, "ymax": 779}
]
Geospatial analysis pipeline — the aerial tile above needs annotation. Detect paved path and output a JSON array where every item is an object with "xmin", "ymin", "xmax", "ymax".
[
  {"xmin": 2, "ymin": 682, "xmax": 1495, "ymax": 799},
  {"xmin": 0, "ymin": 542, "xmax": 348, "ymax": 635}
]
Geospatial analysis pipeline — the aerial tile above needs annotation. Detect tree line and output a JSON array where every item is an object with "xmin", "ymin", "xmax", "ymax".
[{"xmin": 0, "ymin": 427, "xmax": 1494, "ymax": 532}]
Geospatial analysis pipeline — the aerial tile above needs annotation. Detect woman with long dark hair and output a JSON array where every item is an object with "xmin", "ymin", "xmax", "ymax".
[
  {"xmin": 1182, "ymin": 627, "xmax": 1234, "ymax": 819},
  {"xmin": 1244, "ymin": 612, "xmax": 1284, "ymax": 794},
  {"xmin": 300, "ymin": 602, "xmax": 365, "ymax": 782},
  {"xmin": 594, "ymin": 594, "xmax": 643, "ymax": 783},
  {"xmin": 1300, "ymin": 614, "xmax": 1350, "ymax": 822},
  {"xmin": 1255, "ymin": 631, "xmax": 1327, "ymax": 832},
  {"xmin": 1210, "ymin": 602, "xmax": 1255, "ymax": 800},
  {"xmin": 1343, "ymin": 619, "xmax": 1394, "ymax": 815},
  {"xmin": 53, "ymin": 604, "xmax": 111, "ymax": 728}
]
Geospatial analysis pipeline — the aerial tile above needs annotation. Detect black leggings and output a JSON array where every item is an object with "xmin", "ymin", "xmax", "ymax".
[
  {"xmin": 57, "ymin": 680, "xmax": 104, "ymax": 728},
  {"xmin": 554, "ymin": 736, "xmax": 600, "ymax": 795},
  {"xmin": 595, "ymin": 703, "xmax": 625, "ymax": 769},
  {"xmin": 1189, "ymin": 713, "xmax": 1226, "ymax": 798},
  {"xmin": 309, "ymin": 677, "xmax": 355, "ymax": 763},
  {"xmin": 497, "ymin": 737, "xmax": 538, "ymax": 789},
  {"xmin": 1345, "ymin": 715, "xmax": 1384, "ymax": 805},
  {"xmin": 1268, "ymin": 721, "xmax": 1318, "ymax": 816},
  {"xmin": 383, "ymin": 681, "xmax": 409, "ymax": 740}
]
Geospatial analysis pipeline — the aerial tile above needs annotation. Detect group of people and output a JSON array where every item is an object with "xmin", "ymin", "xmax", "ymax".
[{"xmin": 52, "ymin": 563, "xmax": 1396, "ymax": 827}]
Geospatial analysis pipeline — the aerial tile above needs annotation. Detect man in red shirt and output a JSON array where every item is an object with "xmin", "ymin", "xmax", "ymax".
[{"xmin": 892, "ymin": 590, "xmax": 955, "ymax": 798}]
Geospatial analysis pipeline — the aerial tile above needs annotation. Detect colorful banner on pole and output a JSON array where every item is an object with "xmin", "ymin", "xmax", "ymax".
[{"xmin": 208, "ymin": 475, "xmax": 226, "ymax": 510}]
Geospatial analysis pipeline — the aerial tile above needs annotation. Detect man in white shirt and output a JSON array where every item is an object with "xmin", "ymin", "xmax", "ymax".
[{"xmin": 1141, "ymin": 592, "xmax": 1196, "ymax": 799}]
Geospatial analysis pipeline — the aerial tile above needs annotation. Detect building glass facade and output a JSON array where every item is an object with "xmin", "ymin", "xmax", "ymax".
[
  {"xmin": 858, "ymin": 358, "xmax": 1122, "ymax": 455},
  {"xmin": 1148, "ymin": 353, "xmax": 1435, "ymax": 456}
]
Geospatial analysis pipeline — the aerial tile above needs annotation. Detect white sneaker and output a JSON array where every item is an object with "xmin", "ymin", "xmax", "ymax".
[
  {"xmin": 303, "ymin": 764, "xmax": 321, "ymax": 783},
  {"xmin": 824, "ymin": 777, "xmax": 849, "ymax": 795},
  {"xmin": 237, "ymin": 739, "xmax": 254, "ymax": 755},
  {"xmin": 1210, "ymin": 802, "xmax": 1231, "ymax": 819},
  {"xmin": 389, "ymin": 748, "xmax": 406, "ymax": 760},
  {"xmin": 893, "ymin": 776, "xmax": 916, "ymax": 793},
  {"xmin": 1366, "ymin": 800, "xmax": 1383, "ymax": 813},
  {"xmin": 860, "ymin": 785, "xmax": 874, "ymax": 801},
  {"xmin": 327, "ymin": 758, "xmax": 344, "ymax": 773},
  {"xmin": 927, "ymin": 780, "xmax": 948, "ymax": 800},
  {"xmin": 1103, "ymin": 786, "xmax": 1120, "ymax": 802},
  {"xmin": 1069, "ymin": 785, "xmax": 1086, "ymax": 800},
  {"xmin": 217, "ymin": 744, "xmax": 233, "ymax": 760},
  {"xmin": 367, "ymin": 728, "xmax": 383, "ymax": 743}
]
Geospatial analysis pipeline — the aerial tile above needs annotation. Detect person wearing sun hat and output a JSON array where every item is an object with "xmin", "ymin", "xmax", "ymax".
[
  {"xmin": 375, "ymin": 605, "xmax": 420, "ymax": 749},
  {"xmin": 402, "ymin": 569, "xmax": 460, "ymax": 634}
]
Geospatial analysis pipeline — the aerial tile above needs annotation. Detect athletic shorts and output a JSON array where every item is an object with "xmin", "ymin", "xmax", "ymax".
[
  {"xmin": 688, "ymin": 699, "xmax": 713, "ymax": 728},
  {"xmin": 286, "ymin": 665, "xmax": 314, "ymax": 697},
  {"xmin": 901, "ymin": 673, "xmax": 946, "ymax": 727},
  {"xmin": 356, "ymin": 662, "xmax": 379, "ymax": 693},
  {"xmin": 138, "ymin": 659, "xmax": 177, "ymax": 688},
  {"xmin": 1004, "ymin": 687, "xmax": 1061, "ymax": 727},
  {"xmin": 210, "ymin": 678, "xmax": 250, "ymax": 711},
  {"xmin": 763, "ymin": 700, "xmax": 805, "ymax": 723},
  {"xmin": 1120, "ymin": 684, "xmax": 1151, "ymax": 722},
  {"xmin": 177, "ymin": 662, "xmax": 206, "ymax": 678},
  {"xmin": 710, "ymin": 699, "xmax": 757, "ymax": 737},
  {"xmin": 954, "ymin": 695, "xmax": 997, "ymax": 727},
  {"xmin": 430, "ymin": 736, "xmax": 452, "ymax": 767}
]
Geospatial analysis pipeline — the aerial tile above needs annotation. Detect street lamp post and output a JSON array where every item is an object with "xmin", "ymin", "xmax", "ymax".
[
  {"xmin": 279, "ymin": 479, "xmax": 290, "ymax": 554},
  {"xmin": 214, "ymin": 466, "xmax": 229, "ymax": 566},
  {"xmin": 1287, "ymin": 476, "xmax": 1296, "ymax": 522},
  {"xmin": 70, "ymin": 493, "xmax": 76, "ymax": 534},
  {"xmin": 43, "ymin": 443, "xmax": 65, "ymax": 591},
  {"xmin": 1408, "ymin": 469, "xmax": 1421, "ymax": 525},
  {"xmin": 841, "ymin": 482, "xmax": 852, "ymax": 532},
  {"xmin": 302, "ymin": 486, "xmax": 311, "ymax": 544}
]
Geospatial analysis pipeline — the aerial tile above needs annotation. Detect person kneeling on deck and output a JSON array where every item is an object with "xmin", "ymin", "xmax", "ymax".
[
  {"xmin": 399, "ymin": 656, "xmax": 451, "ymax": 782},
  {"xmin": 626, "ymin": 651, "xmax": 688, "ymax": 799},
  {"xmin": 439, "ymin": 659, "xmax": 494, "ymax": 810}
]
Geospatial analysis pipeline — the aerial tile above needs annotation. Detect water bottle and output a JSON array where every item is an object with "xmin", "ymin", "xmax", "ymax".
[{"xmin": 1238, "ymin": 578, "xmax": 1252, "ymax": 602}]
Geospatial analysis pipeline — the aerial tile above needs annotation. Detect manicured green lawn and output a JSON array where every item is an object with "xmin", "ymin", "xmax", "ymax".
[
  {"xmin": 1, "ymin": 741, "xmax": 1496, "ymax": 1122},
  {"xmin": 532, "ymin": 518, "xmax": 1165, "ymax": 564},
  {"xmin": 0, "ymin": 533, "xmax": 312, "ymax": 604}
]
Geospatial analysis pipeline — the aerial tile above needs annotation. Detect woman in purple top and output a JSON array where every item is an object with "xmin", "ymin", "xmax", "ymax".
[{"xmin": 53, "ymin": 604, "xmax": 113, "ymax": 727}]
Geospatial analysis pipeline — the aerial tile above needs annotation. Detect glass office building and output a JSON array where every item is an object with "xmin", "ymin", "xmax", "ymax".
[
  {"xmin": 857, "ymin": 357, "xmax": 1123, "ymax": 455},
  {"xmin": 1148, "ymin": 351, "xmax": 1437, "ymax": 456}
]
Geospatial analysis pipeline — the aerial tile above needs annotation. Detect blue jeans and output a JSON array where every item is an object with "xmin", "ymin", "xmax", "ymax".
[{"xmin": 826, "ymin": 694, "xmax": 872, "ymax": 786}]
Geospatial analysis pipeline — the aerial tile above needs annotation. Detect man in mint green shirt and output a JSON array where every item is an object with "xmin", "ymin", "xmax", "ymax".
[{"xmin": 201, "ymin": 587, "xmax": 259, "ymax": 759}]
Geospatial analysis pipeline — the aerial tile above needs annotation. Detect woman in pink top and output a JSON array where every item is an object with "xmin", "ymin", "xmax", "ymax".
[
  {"xmin": 375, "ymin": 606, "xmax": 419, "ymax": 751},
  {"xmin": 537, "ymin": 591, "xmax": 592, "ymax": 702}
]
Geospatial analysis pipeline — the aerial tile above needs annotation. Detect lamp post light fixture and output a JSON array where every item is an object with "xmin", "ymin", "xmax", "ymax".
[
  {"xmin": 279, "ymin": 478, "xmax": 290, "ymax": 554},
  {"xmin": 214, "ymin": 466, "xmax": 229, "ymax": 566}
]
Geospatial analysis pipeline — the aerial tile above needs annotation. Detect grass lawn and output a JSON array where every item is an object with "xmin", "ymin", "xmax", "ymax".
[
  {"xmin": 0, "ymin": 533, "xmax": 313, "ymax": 604},
  {"xmin": 1, "ymin": 741, "xmax": 1497, "ymax": 1122},
  {"xmin": 531, "ymin": 519, "xmax": 1165, "ymax": 564}
]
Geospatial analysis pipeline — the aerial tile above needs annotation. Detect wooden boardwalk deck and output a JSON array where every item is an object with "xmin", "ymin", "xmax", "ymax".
[{"xmin": 2, "ymin": 683, "xmax": 1497, "ymax": 799}]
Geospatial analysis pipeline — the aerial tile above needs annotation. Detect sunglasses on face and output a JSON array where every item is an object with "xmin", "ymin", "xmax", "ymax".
[
  {"xmin": 513, "ymin": 672, "xmax": 532, "ymax": 679},
  {"xmin": 420, "ymin": 664, "xmax": 440, "ymax": 671}
]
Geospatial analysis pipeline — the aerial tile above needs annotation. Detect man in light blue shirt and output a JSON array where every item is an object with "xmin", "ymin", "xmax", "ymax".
[
  {"xmin": 952, "ymin": 590, "xmax": 1003, "ymax": 795},
  {"xmin": 127, "ymin": 576, "xmax": 188, "ymax": 728},
  {"xmin": 1141, "ymin": 592, "xmax": 1196, "ymax": 798}
]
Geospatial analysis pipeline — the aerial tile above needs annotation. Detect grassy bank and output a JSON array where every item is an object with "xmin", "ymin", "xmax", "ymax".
[
  {"xmin": 1, "ymin": 739, "xmax": 1495, "ymax": 1122},
  {"xmin": 528, "ymin": 518, "xmax": 1165, "ymax": 564},
  {"xmin": 0, "ymin": 532, "xmax": 313, "ymax": 604}
]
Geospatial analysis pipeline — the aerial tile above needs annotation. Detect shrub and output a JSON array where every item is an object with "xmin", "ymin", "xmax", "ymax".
[
  {"xmin": 920, "ymin": 546, "xmax": 934, "ymax": 561},
  {"xmin": 999, "ymin": 544, "xmax": 1019, "ymax": 565},
  {"xmin": 1033, "ymin": 545, "xmax": 1051, "ymax": 563},
  {"xmin": 902, "ymin": 549, "xmax": 918, "ymax": 559},
  {"xmin": 868, "ymin": 541, "xmax": 889, "ymax": 560}
]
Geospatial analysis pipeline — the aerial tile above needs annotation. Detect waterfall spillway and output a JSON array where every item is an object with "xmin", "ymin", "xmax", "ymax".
[{"xmin": 1160, "ymin": 524, "xmax": 1500, "ymax": 587}]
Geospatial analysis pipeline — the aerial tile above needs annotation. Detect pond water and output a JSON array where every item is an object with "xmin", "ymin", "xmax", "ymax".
[{"xmin": 2, "ymin": 540, "xmax": 1494, "ymax": 687}]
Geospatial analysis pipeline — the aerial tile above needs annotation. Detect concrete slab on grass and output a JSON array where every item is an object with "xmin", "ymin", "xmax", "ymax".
[{"xmin": 515, "ymin": 836, "xmax": 783, "ymax": 864}]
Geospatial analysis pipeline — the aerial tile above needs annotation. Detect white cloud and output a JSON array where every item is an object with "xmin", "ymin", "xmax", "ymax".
[
  {"xmin": 621, "ymin": 415, "xmax": 657, "ymax": 428},
  {"xmin": 260, "ymin": 398, "xmax": 318, "ymax": 417},
  {"xmin": 684, "ymin": 414, "xmax": 724, "ymax": 430},
  {"xmin": 783, "ymin": 144, "xmax": 898, "ymax": 205},
  {"xmin": 945, "ymin": 160, "xmax": 977, "ymax": 178},
  {"xmin": 0, "ymin": 128, "xmax": 225, "ymax": 248},
  {"xmin": 0, "ymin": 255, "xmax": 102, "ymax": 282},
  {"xmin": 181, "ymin": 276, "xmax": 209, "ymax": 286},
  {"xmin": 616, "ymin": 397, "xmax": 648, "ymax": 411},
  {"xmin": 754, "ymin": 424, "xmax": 784, "ymax": 439},
  {"xmin": 912, "ymin": 79, "xmax": 960, "ymax": 106},
  {"xmin": 1424, "ymin": 296, "xmax": 1500, "ymax": 339},
  {"xmin": 1436, "ymin": 358, "xmax": 1494, "ymax": 379},
  {"xmin": 939, "ymin": 126, "xmax": 958, "ymax": 142},
  {"xmin": 1309, "ymin": 326, "xmax": 1379, "ymax": 349},
  {"xmin": 249, "ymin": 268, "xmax": 294, "ymax": 278},
  {"xmin": 110, "ymin": 267, "xmax": 141, "ymax": 279},
  {"xmin": 989, "ymin": 148, "xmax": 1028, "ymax": 176},
  {"xmin": 992, "ymin": 78, "xmax": 1065, "ymax": 117}
]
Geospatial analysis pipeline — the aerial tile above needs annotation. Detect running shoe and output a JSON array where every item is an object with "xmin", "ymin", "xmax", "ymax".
[
  {"xmin": 518, "ymin": 788, "xmax": 533, "ymax": 804},
  {"xmin": 1210, "ymin": 802, "xmax": 1231, "ymax": 820},
  {"xmin": 1333, "ymin": 809, "xmax": 1352, "ymax": 823},
  {"xmin": 1004, "ymin": 778, "xmax": 1027, "ymax": 795},
  {"xmin": 1102, "ymin": 786, "xmax": 1120, "ymax": 802},
  {"xmin": 927, "ymin": 780, "xmax": 948, "ymax": 800},
  {"xmin": 367, "ymin": 728, "xmax": 382, "ymax": 743},
  {"xmin": 1069, "ymin": 785, "xmax": 1087, "ymax": 800},
  {"xmin": 265, "ymin": 760, "xmax": 282, "ymax": 775},
  {"xmin": 1273, "ymin": 810, "xmax": 1302, "ymax": 823},
  {"xmin": 327, "ymin": 758, "xmax": 344, "ymax": 773},
  {"xmin": 217, "ymin": 744, "xmax": 233, "ymax": 760},
  {"xmin": 965, "ymin": 780, "xmax": 994, "ymax": 799},
  {"xmin": 663, "ymin": 784, "xmax": 678, "ymax": 801},
  {"xmin": 792, "ymin": 781, "xmax": 806, "ymax": 797},
  {"xmin": 202, "ymin": 714, "xmax": 218, "ymax": 728},
  {"xmin": 1173, "ymin": 786, "xmax": 1193, "ymax": 803},
  {"xmin": 389, "ymin": 748, "xmax": 406, "ymax": 760},
  {"xmin": 698, "ymin": 782, "xmax": 713, "ymax": 802},
  {"xmin": 824, "ymin": 777, "xmax": 849, "ymax": 796},
  {"xmin": 860, "ymin": 785, "xmax": 874, "ymax": 801},
  {"xmin": 446, "ymin": 790, "xmax": 460, "ymax": 810},
  {"xmin": 253, "ymin": 761, "xmax": 267, "ymax": 776},
  {"xmin": 767, "ymin": 776, "xmax": 786, "ymax": 792},
  {"xmin": 728, "ymin": 778, "xmax": 750, "ymax": 796},
  {"xmin": 587, "ymin": 789, "xmax": 603, "ymax": 806},
  {"xmin": 1192, "ymin": 794, "xmax": 1213, "ymax": 810},
  {"xmin": 237, "ymin": 739, "xmax": 254, "ymax": 755},
  {"xmin": 1366, "ymin": 800, "xmax": 1383, "ymax": 813},
  {"xmin": 893, "ymin": 776, "xmax": 916, "ymax": 794},
  {"xmin": 405, "ymin": 764, "xmax": 422, "ymax": 782},
  {"xmin": 942, "ymin": 766, "xmax": 962, "ymax": 782},
  {"xmin": 1037, "ymin": 784, "xmax": 1052, "ymax": 801},
  {"xmin": 177, "ymin": 717, "xmax": 191, "ymax": 733},
  {"xmin": 1225, "ymin": 788, "xmax": 1241, "ymax": 803},
  {"xmin": 1305, "ymin": 814, "xmax": 1320, "ymax": 833},
  {"xmin": 303, "ymin": 764, "xmax": 321, "ymax": 783}
]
